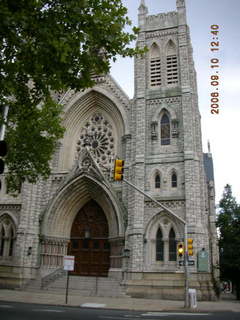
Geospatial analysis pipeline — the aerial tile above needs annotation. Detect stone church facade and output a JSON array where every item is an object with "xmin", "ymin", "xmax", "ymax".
[{"xmin": 0, "ymin": 0, "xmax": 219, "ymax": 300}]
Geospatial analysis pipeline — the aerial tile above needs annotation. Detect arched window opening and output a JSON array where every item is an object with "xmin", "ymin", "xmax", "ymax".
[
  {"xmin": 172, "ymin": 173, "xmax": 177, "ymax": 188},
  {"xmin": 155, "ymin": 174, "xmax": 161, "ymax": 189},
  {"xmin": 156, "ymin": 228, "xmax": 164, "ymax": 261},
  {"xmin": 150, "ymin": 43, "xmax": 161, "ymax": 87},
  {"xmin": 166, "ymin": 40, "xmax": 179, "ymax": 85},
  {"xmin": 6, "ymin": 178, "xmax": 22, "ymax": 194},
  {"xmin": 161, "ymin": 114, "xmax": 170, "ymax": 145},
  {"xmin": 169, "ymin": 228, "xmax": 177, "ymax": 261},
  {"xmin": 9, "ymin": 227, "xmax": 14, "ymax": 256},
  {"xmin": 0, "ymin": 226, "xmax": 5, "ymax": 256},
  {"xmin": 0, "ymin": 216, "xmax": 16, "ymax": 258}
]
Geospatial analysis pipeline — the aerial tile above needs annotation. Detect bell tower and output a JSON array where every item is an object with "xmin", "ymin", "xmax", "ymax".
[{"xmin": 125, "ymin": 0, "xmax": 218, "ymax": 300}]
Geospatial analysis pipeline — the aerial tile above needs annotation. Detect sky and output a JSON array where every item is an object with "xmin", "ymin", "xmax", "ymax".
[{"xmin": 110, "ymin": 0, "xmax": 240, "ymax": 204}]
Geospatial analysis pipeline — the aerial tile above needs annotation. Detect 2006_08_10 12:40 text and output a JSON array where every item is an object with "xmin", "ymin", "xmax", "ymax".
[{"xmin": 210, "ymin": 24, "xmax": 220, "ymax": 115}]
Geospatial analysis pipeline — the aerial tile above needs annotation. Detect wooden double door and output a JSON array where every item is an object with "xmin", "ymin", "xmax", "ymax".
[{"xmin": 68, "ymin": 200, "xmax": 110, "ymax": 276}]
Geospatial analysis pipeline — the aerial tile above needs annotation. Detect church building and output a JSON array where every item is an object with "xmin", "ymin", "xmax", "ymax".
[{"xmin": 0, "ymin": 0, "xmax": 219, "ymax": 300}]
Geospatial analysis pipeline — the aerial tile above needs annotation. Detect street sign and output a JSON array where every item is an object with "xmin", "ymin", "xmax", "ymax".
[
  {"xmin": 179, "ymin": 260, "xmax": 195, "ymax": 266},
  {"xmin": 197, "ymin": 249, "xmax": 209, "ymax": 272},
  {"xmin": 63, "ymin": 255, "xmax": 75, "ymax": 271}
]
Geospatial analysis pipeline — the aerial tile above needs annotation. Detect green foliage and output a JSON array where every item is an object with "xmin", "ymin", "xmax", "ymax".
[
  {"xmin": 217, "ymin": 184, "xmax": 240, "ymax": 299},
  {"xmin": 0, "ymin": 0, "xmax": 143, "ymax": 191}
]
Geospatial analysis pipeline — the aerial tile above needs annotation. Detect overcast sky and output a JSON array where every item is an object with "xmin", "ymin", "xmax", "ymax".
[{"xmin": 110, "ymin": 0, "xmax": 240, "ymax": 204}]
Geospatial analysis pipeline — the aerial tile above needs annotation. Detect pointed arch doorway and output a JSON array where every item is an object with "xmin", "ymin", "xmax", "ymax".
[{"xmin": 68, "ymin": 200, "xmax": 110, "ymax": 276}]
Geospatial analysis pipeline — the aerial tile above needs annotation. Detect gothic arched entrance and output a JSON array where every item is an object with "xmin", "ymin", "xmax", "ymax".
[{"xmin": 68, "ymin": 200, "xmax": 110, "ymax": 276}]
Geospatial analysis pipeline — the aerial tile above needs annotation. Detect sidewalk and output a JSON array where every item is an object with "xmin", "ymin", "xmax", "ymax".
[{"xmin": 0, "ymin": 289, "xmax": 240, "ymax": 312}]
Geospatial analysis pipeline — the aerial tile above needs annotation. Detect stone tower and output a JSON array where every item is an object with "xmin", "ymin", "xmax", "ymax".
[
  {"xmin": 0, "ymin": 0, "xmax": 218, "ymax": 300},
  {"xmin": 123, "ymin": 0, "xmax": 218, "ymax": 299}
]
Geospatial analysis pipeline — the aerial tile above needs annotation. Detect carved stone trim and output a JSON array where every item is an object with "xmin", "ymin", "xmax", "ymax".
[
  {"xmin": 151, "ymin": 121, "xmax": 158, "ymax": 140},
  {"xmin": 146, "ymin": 26, "xmax": 178, "ymax": 40},
  {"xmin": 147, "ymin": 97, "xmax": 181, "ymax": 106},
  {"xmin": 171, "ymin": 119, "xmax": 179, "ymax": 138},
  {"xmin": 0, "ymin": 204, "xmax": 21, "ymax": 211},
  {"xmin": 52, "ymin": 175, "xmax": 64, "ymax": 182},
  {"xmin": 121, "ymin": 134, "xmax": 132, "ymax": 143},
  {"xmin": 145, "ymin": 200, "xmax": 185, "ymax": 208}
]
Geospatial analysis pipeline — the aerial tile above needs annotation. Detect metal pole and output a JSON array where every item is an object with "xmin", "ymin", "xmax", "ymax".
[
  {"xmin": 184, "ymin": 224, "xmax": 189, "ymax": 308},
  {"xmin": 65, "ymin": 271, "xmax": 69, "ymax": 304},
  {"xmin": 122, "ymin": 177, "xmax": 189, "ymax": 308},
  {"xmin": 0, "ymin": 105, "xmax": 9, "ymax": 140},
  {"xmin": 122, "ymin": 178, "xmax": 185, "ymax": 225}
]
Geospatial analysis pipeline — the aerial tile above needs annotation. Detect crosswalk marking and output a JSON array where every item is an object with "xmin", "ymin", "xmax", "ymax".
[
  {"xmin": 81, "ymin": 303, "xmax": 106, "ymax": 308},
  {"xmin": 0, "ymin": 304, "xmax": 14, "ymax": 308},
  {"xmin": 141, "ymin": 312, "xmax": 210, "ymax": 317},
  {"xmin": 32, "ymin": 308, "xmax": 64, "ymax": 313}
]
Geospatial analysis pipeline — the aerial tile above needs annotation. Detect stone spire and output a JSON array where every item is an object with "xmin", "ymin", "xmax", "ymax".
[
  {"xmin": 208, "ymin": 140, "xmax": 212, "ymax": 155},
  {"xmin": 138, "ymin": 0, "xmax": 148, "ymax": 27}
]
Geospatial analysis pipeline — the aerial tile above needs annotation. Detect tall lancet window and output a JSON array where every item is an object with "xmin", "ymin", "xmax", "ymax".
[
  {"xmin": 169, "ymin": 228, "xmax": 177, "ymax": 261},
  {"xmin": 0, "ymin": 226, "xmax": 5, "ymax": 256},
  {"xmin": 156, "ymin": 228, "xmax": 164, "ymax": 261},
  {"xmin": 155, "ymin": 174, "xmax": 161, "ymax": 189},
  {"xmin": 166, "ymin": 40, "xmax": 179, "ymax": 85},
  {"xmin": 161, "ymin": 113, "xmax": 170, "ymax": 145},
  {"xmin": 150, "ymin": 43, "xmax": 161, "ymax": 87}
]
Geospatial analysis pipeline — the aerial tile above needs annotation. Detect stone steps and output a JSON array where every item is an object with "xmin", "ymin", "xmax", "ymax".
[{"xmin": 27, "ymin": 274, "xmax": 127, "ymax": 298}]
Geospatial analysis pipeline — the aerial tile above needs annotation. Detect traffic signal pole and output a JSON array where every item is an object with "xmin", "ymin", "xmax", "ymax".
[
  {"xmin": 184, "ymin": 224, "xmax": 190, "ymax": 308},
  {"xmin": 122, "ymin": 177, "xmax": 189, "ymax": 308},
  {"xmin": 0, "ymin": 105, "xmax": 9, "ymax": 140}
]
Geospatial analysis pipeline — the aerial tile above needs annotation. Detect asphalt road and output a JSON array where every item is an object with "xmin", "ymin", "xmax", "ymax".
[{"xmin": 0, "ymin": 301, "xmax": 240, "ymax": 320}]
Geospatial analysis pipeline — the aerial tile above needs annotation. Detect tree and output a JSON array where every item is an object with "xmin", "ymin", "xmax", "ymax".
[
  {"xmin": 0, "ymin": 0, "xmax": 142, "ymax": 192},
  {"xmin": 216, "ymin": 184, "xmax": 240, "ymax": 299}
]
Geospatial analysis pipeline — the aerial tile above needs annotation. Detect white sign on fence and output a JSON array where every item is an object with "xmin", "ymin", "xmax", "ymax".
[{"xmin": 63, "ymin": 255, "xmax": 75, "ymax": 271}]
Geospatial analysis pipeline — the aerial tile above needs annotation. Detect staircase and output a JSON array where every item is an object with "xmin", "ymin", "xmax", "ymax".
[
  {"xmin": 47, "ymin": 275, "xmax": 127, "ymax": 297},
  {"xmin": 26, "ymin": 272, "xmax": 127, "ymax": 298}
]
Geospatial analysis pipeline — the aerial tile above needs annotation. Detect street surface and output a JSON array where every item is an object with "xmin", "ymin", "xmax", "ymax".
[{"xmin": 0, "ymin": 301, "xmax": 240, "ymax": 320}]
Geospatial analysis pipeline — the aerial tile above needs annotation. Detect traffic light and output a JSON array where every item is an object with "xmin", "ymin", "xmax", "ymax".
[
  {"xmin": 177, "ymin": 242, "xmax": 184, "ymax": 258},
  {"xmin": 187, "ymin": 238, "xmax": 193, "ymax": 256},
  {"xmin": 0, "ymin": 140, "xmax": 7, "ymax": 174},
  {"xmin": 113, "ymin": 159, "xmax": 124, "ymax": 181}
]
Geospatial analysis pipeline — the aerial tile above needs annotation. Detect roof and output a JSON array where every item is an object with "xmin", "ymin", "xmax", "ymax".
[{"xmin": 203, "ymin": 153, "xmax": 215, "ymax": 182}]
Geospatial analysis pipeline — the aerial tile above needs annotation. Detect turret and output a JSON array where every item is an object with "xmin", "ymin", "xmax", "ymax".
[
  {"xmin": 176, "ymin": 0, "xmax": 187, "ymax": 25},
  {"xmin": 138, "ymin": 0, "xmax": 148, "ymax": 27}
]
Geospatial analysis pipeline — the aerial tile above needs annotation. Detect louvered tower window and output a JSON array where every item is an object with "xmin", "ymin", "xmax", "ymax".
[
  {"xmin": 150, "ymin": 43, "xmax": 161, "ymax": 87},
  {"xmin": 166, "ymin": 40, "xmax": 179, "ymax": 85}
]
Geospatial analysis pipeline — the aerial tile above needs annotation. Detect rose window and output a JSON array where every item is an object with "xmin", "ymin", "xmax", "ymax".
[{"xmin": 76, "ymin": 113, "xmax": 115, "ymax": 166}]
